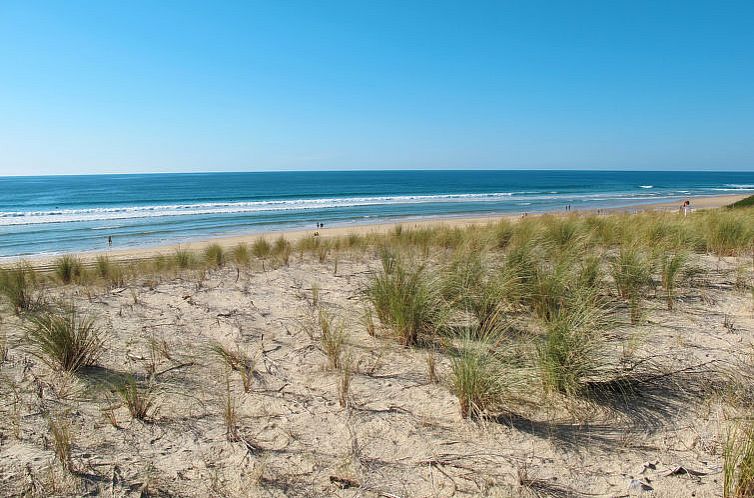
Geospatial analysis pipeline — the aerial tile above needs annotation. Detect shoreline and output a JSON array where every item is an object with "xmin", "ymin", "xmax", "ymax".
[{"xmin": 5, "ymin": 193, "xmax": 747, "ymax": 267}]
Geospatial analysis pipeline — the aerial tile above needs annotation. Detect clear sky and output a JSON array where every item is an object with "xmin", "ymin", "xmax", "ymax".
[{"xmin": 1, "ymin": 0, "xmax": 753, "ymax": 175}]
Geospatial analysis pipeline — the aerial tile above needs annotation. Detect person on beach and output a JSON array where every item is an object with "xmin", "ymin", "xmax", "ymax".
[{"xmin": 108, "ymin": 235, "xmax": 112, "ymax": 248}]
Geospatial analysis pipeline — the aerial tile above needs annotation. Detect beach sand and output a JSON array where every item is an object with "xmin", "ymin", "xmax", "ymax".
[
  {"xmin": 14, "ymin": 193, "xmax": 747, "ymax": 268},
  {"xmin": 0, "ymin": 193, "xmax": 750, "ymax": 496}
]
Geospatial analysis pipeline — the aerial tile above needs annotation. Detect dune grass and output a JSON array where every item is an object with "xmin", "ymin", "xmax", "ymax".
[
  {"xmin": 252, "ymin": 238, "xmax": 271, "ymax": 259},
  {"xmin": 203, "ymin": 243, "xmax": 226, "ymax": 268},
  {"xmin": 0, "ymin": 263, "xmax": 40, "ymax": 313},
  {"xmin": 660, "ymin": 252, "xmax": 688, "ymax": 310},
  {"xmin": 210, "ymin": 342, "xmax": 254, "ymax": 392},
  {"xmin": 612, "ymin": 246, "xmax": 654, "ymax": 324},
  {"xmin": 54, "ymin": 255, "xmax": 82, "ymax": 284},
  {"xmin": 537, "ymin": 294, "xmax": 611, "ymax": 396},
  {"xmin": 451, "ymin": 335, "xmax": 509, "ymax": 418},
  {"xmin": 367, "ymin": 256, "xmax": 446, "ymax": 346},
  {"xmin": 232, "ymin": 243, "xmax": 250, "ymax": 265},
  {"xmin": 319, "ymin": 310, "xmax": 346, "ymax": 369},
  {"xmin": 730, "ymin": 195, "xmax": 754, "ymax": 209},
  {"xmin": 725, "ymin": 423, "xmax": 754, "ymax": 498},
  {"xmin": 174, "ymin": 248, "xmax": 195, "ymax": 269},
  {"xmin": 114, "ymin": 375, "xmax": 160, "ymax": 421},
  {"xmin": 25, "ymin": 305, "xmax": 104, "ymax": 372}
]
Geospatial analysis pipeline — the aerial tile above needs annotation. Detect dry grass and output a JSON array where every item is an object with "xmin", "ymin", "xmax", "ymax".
[
  {"xmin": 114, "ymin": 375, "xmax": 160, "ymax": 421},
  {"xmin": 210, "ymin": 342, "xmax": 254, "ymax": 392},
  {"xmin": 319, "ymin": 310, "xmax": 346, "ymax": 369}
]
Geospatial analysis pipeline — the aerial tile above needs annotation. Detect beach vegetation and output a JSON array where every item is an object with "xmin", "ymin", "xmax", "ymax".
[
  {"xmin": 210, "ymin": 342, "xmax": 254, "ymax": 392},
  {"xmin": 48, "ymin": 414, "xmax": 74, "ymax": 471},
  {"xmin": 114, "ymin": 375, "xmax": 160, "ymax": 421},
  {"xmin": 252, "ymin": 238, "xmax": 271, "ymax": 259},
  {"xmin": 730, "ymin": 195, "xmax": 754, "ymax": 209},
  {"xmin": 612, "ymin": 246, "xmax": 654, "ymax": 323},
  {"xmin": 725, "ymin": 422, "xmax": 754, "ymax": 498},
  {"xmin": 222, "ymin": 376, "xmax": 239, "ymax": 442},
  {"xmin": 537, "ymin": 293, "xmax": 611, "ymax": 396},
  {"xmin": 174, "ymin": 248, "xmax": 195, "ymax": 269},
  {"xmin": 232, "ymin": 243, "xmax": 250, "ymax": 265},
  {"xmin": 0, "ymin": 263, "xmax": 41, "ymax": 313},
  {"xmin": 338, "ymin": 353, "xmax": 353, "ymax": 408},
  {"xmin": 54, "ymin": 255, "xmax": 82, "ymax": 284},
  {"xmin": 660, "ymin": 252, "xmax": 688, "ymax": 310},
  {"xmin": 451, "ymin": 333, "xmax": 509, "ymax": 418},
  {"xmin": 204, "ymin": 243, "xmax": 226, "ymax": 268},
  {"xmin": 706, "ymin": 212, "xmax": 753, "ymax": 256},
  {"xmin": 25, "ymin": 305, "xmax": 103, "ymax": 372},
  {"xmin": 273, "ymin": 236, "xmax": 292, "ymax": 265},
  {"xmin": 367, "ymin": 257, "xmax": 445, "ymax": 346},
  {"xmin": 319, "ymin": 309, "xmax": 346, "ymax": 369}
]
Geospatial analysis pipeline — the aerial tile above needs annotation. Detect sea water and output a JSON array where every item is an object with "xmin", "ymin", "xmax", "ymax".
[{"xmin": 1, "ymin": 170, "xmax": 753, "ymax": 258}]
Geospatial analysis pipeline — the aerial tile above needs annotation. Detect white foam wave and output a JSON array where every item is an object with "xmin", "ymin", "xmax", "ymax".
[
  {"xmin": 0, "ymin": 193, "xmax": 516, "ymax": 226},
  {"xmin": 639, "ymin": 185, "xmax": 653, "ymax": 189}
]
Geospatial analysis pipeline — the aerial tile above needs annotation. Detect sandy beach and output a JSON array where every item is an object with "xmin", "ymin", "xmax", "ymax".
[{"xmin": 11, "ymin": 193, "xmax": 747, "ymax": 269}]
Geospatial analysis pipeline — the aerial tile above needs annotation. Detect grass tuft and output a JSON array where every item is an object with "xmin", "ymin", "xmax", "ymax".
[
  {"xmin": 114, "ymin": 375, "xmax": 160, "ymax": 421},
  {"xmin": 0, "ymin": 263, "xmax": 40, "ymax": 313},
  {"xmin": 210, "ymin": 342, "xmax": 254, "ymax": 392},
  {"xmin": 367, "ymin": 257, "xmax": 446, "ymax": 346},
  {"xmin": 54, "ymin": 255, "xmax": 82, "ymax": 284},
  {"xmin": 25, "ymin": 305, "xmax": 103, "ymax": 372},
  {"xmin": 660, "ymin": 252, "xmax": 688, "ymax": 310},
  {"xmin": 725, "ymin": 423, "xmax": 754, "ymax": 498},
  {"xmin": 204, "ymin": 243, "xmax": 226, "ymax": 268},
  {"xmin": 232, "ymin": 243, "xmax": 250, "ymax": 265},
  {"xmin": 319, "ymin": 310, "xmax": 346, "ymax": 369}
]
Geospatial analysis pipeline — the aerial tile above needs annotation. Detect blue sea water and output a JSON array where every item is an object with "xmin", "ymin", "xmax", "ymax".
[{"xmin": 1, "ymin": 170, "xmax": 753, "ymax": 258}]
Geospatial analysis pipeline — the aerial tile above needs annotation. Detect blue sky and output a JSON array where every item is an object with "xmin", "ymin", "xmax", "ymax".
[{"xmin": 1, "ymin": 0, "xmax": 753, "ymax": 175}]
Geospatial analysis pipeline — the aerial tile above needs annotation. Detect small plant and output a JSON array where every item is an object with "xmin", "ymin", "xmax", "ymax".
[
  {"xmin": 210, "ymin": 342, "xmax": 254, "ymax": 392},
  {"xmin": 426, "ymin": 350, "xmax": 438, "ymax": 383},
  {"xmin": 25, "ymin": 305, "xmax": 103, "ymax": 372},
  {"xmin": 0, "ymin": 263, "xmax": 40, "ymax": 313},
  {"xmin": 95, "ymin": 255, "xmax": 112, "ymax": 279},
  {"xmin": 273, "ymin": 236, "xmax": 292, "ymax": 265},
  {"xmin": 48, "ymin": 414, "xmax": 73, "ymax": 471},
  {"xmin": 54, "ymin": 255, "xmax": 82, "ymax": 284},
  {"xmin": 724, "ymin": 423, "xmax": 754, "ymax": 497},
  {"xmin": 204, "ymin": 243, "xmax": 225, "ymax": 268},
  {"xmin": 367, "ymin": 258, "xmax": 445, "ymax": 346},
  {"xmin": 311, "ymin": 282, "xmax": 320, "ymax": 307},
  {"xmin": 222, "ymin": 376, "xmax": 239, "ymax": 442},
  {"xmin": 724, "ymin": 313, "xmax": 737, "ymax": 333},
  {"xmin": 252, "ymin": 238, "xmax": 271, "ymax": 259},
  {"xmin": 114, "ymin": 375, "xmax": 159, "ymax": 421},
  {"xmin": 537, "ymin": 295, "xmax": 611, "ymax": 396},
  {"xmin": 319, "ymin": 310, "xmax": 346, "ymax": 369},
  {"xmin": 362, "ymin": 307, "xmax": 376, "ymax": 337},
  {"xmin": 451, "ymin": 337, "xmax": 506, "ymax": 418},
  {"xmin": 612, "ymin": 246, "xmax": 653, "ymax": 324},
  {"xmin": 232, "ymin": 243, "xmax": 250, "ymax": 265},
  {"xmin": 338, "ymin": 354, "xmax": 353, "ymax": 408},
  {"xmin": 660, "ymin": 252, "xmax": 688, "ymax": 310},
  {"xmin": 174, "ymin": 248, "xmax": 194, "ymax": 269}
]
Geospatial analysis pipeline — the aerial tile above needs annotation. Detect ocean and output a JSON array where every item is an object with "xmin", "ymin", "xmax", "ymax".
[{"xmin": 1, "ymin": 170, "xmax": 753, "ymax": 258}]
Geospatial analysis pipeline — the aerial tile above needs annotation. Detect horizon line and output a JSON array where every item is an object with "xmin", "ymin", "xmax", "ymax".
[{"xmin": 2, "ymin": 167, "xmax": 754, "ymax": 178}]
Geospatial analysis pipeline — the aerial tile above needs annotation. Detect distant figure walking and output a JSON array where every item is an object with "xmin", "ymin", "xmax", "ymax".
[
  {"xmin": 108, "ymin": 235, "xmax": 112, "ymax": 248},
  {"xmin": 682, "ymin": 200, "xmax": 690, "ymax": 217}
]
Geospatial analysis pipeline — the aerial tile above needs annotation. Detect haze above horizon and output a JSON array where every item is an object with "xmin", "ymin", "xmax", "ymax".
[{"xmin": 1, "ymin": 1, "xmax": 753, "ymax": 175}]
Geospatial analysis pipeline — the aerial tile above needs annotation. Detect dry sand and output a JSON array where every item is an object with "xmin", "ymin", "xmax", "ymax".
[
  {"xmin": 15, "ymin": 193, "xmax": 747, "ymax": 268},
  {"xmin": 1, "ymin": 243, "xmax": 752, "ymax": 496},
  {"xmin": 0, "ymin": 193, "xmax": 751, "ymax": 496}
]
